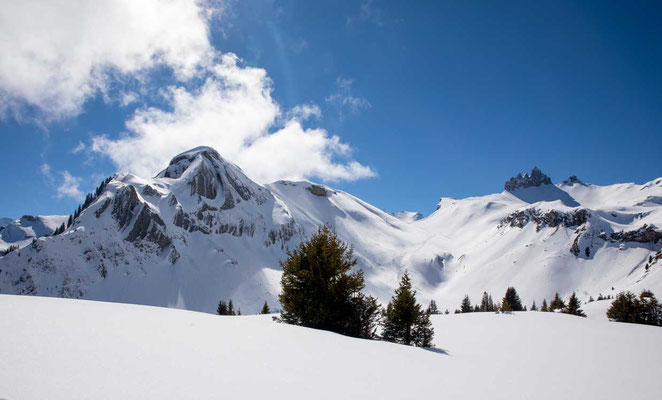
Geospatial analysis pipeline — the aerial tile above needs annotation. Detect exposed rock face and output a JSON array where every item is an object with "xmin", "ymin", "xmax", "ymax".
[
  {"xmin": 307, "ymin": 184, "xmax": 328, "ymax": 197},
  {"xmin": 112, "ymin": 186, "xmax": 140, "ymax": 229},
  {"xmin": 601, "ymin": 225, "xmax": 662, "ymax": 244},
  {"xmin": 126, "ymin": 205, "xmax": 171, "ymax": 250},
  {"xmin": 561, "ymin": 176, "xmax": 586, "ymax": 186},
  {"xmin": 504, "ymin": 167, "xmax": 552, "ymax": 191},
  {"xmin": 189, "ymin": 162, "xmax": 219, "ymax": 199},
  {"xmin": 142, "ymin": 185, "xmax": 159, "ymax": 197},
  {"xmin": 95, "ymin": 199, "xmax": 111, "ymax": 218},
  {"xmin": 501, "ymin": 208, "xmax": 589, "ymax": 231}
]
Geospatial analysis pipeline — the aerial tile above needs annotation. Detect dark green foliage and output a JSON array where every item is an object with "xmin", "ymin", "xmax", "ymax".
[
  {"xmin": 1, "ymin": 244, "xmax": 19, "ymax": 256},
  {"xmin": 279, "ymin": 225, "xmax": 380, "ymax": 338},
  {"xmin": 479, "ymin": 291, "xmax": 493, "ymax": 312},
  {"xmin": 530, "ymin": 300, "xmax": 538, "ymax": 311},
  {"xmin": 427, "ymin": 300, "xmax": 440, "ymax": 315},
  {"xmin": 540, "ymin": 299, "xmax": 548, "ymax": 312},
  {"xmin": 502, "ymin": 287, "xmax": 524, "ymax": 311},
  {"xmin": 237, "ymin": 308, "xmax": 241, "ymax": 316},
  {"xmin": 260, "ymin": 301, "xmax": 271, "ymax": 314},
  {"xmin": 562, "ymin": 292, "xmax": 586, "ymax": 317},
  {"xmin": 460, "ymin": 295, "xmax": 472, "ymax": 313},
  {"xmin": 53, "ymin": 223, "xmax": 66, "ymax": 236},
  {"xmin": 228, "ymin": 299, "xmax": 235, "ymax": 316},
  {"xmin": 67, "ymin": 214, "xmax": 73, "ymax": 228},
  {"xmin": 607, "ymin": 290, "xmax": 662, "ymax": 326},
  {"xmin": 217, "ymin": 300, "xmax": 228, "ymax": 315},
  {"xmin": 550, "ymin": 292, "xmax": 566, "ymax": 311},
  {"xmin": 501, "ymin": 298, "xmax": 512, "ymax": 313},
  {"xmin": 382, "ymin": 271, "xmax": 434, "ymax": 347}
]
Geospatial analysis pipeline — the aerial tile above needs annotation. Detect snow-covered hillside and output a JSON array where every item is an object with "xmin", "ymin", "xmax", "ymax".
[
  {"xmin": 0, "ymin": 148, "xmax": 661, "ymax": 313},
  {"xmin": 1, "ymin": 295, "xmax": 660, "ymax": 400},
  {"xmin": 0, "ymin": 214, "xmax": 67, "ymax": 250}
]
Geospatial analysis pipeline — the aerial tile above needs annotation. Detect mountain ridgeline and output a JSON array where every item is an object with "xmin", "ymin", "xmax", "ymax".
[{"xmin": 1, "ymin": 147, "xmax": 661, "ymax": 313}]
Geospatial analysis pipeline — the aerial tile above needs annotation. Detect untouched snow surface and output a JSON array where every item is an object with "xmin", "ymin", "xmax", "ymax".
[{"xmin": 1, "ymin": 294, "xmax": 661, "ymax": 400}]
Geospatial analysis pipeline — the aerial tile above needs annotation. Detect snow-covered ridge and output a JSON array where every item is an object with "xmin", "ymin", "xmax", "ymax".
[{"xmin": 1, "ymin": 147, "xmax": 661, "ymax": 313}]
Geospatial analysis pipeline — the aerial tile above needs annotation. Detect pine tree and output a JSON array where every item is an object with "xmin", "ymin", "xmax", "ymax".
[
  {"xmin": 217, "ymin": 300, "xmax": 228, "ymax": 315},
  {"xmin": 550, "ymin": 292, "xmax": 566, "ymax": 311},
  {"xmin": 501, "ymin": 298, "xmax": 513, "ymax": 314},
  {"xmin": 237, "ymin": 308, "xmax": 241, "ymax": 316},
  {"xmin": 563, "ymin": 292, "xmax": 586, "ymax": 317},
  {"xmin": 444, "ymin": 309, "xmax": 449, "ymax": 315},
  {"xmin": 260, "ymin": 301, "xmax": 271, "ymax": 314},
  {"xmin": 606, "ymin": 291, "xmax": 638, "ymax": 323},
  {"xmin": 487, "ymin": 294, "xmax": 495, "ymax": 311},
  {"xmin": 382, "ymin": 271, "xmax": 434, "ymax": 347},
  {"xmin": 502, "ymin": 287, "xmax": 524, "ymax": 311},
  {"xmin": 67, "ymin": 214, "xmax": 73, "ymax": 228},
  {"xmin": 460, "ymin": 295, "xmax": 472, "ymax": 313},
  {"xmin": 427, "ymin": 300, "xmax": 440, "ymax": 315},
  {"xmin": 638, "ymin": 290, "xmax": 662, "ymax": 326},
  {"xmin": 540, "ymin": 299, "xmax": 548, "ymax": 312},
  {"xmin": 228, "ymin": 299, "xmax": 235, "ymax": 316},
  {"xmin": 279, "ymin": 225, "xmax": 380, "ymax": 338},
  {"xmin": 480, "ymin": 292, "xmax": 490, "ymax": 312},
  {"xmin": 530, "ymin": 300, "xmax": 538, "ymax": 311}
]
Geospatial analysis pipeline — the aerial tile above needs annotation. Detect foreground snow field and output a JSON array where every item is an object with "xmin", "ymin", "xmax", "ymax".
[{"xmin": 1, "ymin": 295, "xmax": 660, "ymax": 400}]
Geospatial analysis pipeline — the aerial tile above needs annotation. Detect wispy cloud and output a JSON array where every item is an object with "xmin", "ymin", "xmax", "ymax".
[
  {"xmin": 346, "ymin": 0, "xmax": 384, "ymax": 27},
  {"xmin": 71, "ymin": 141, "xmax": 86, "ymax": 154},
  {"xmin": 325, "ymin": 77, "xmax": 371, "ymax": 119},
  {"xmin": 40, "ymin": 163, "xmax": 54, "ymax": 184},
  {"xmin": 56, "ymin": 171, "xmax": 84, "ymax": 201}
]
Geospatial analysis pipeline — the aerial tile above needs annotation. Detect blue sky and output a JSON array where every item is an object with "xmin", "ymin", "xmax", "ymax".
[{"xmin": 1, "ymin": 0, "xmax": 661, "ymax": 219}]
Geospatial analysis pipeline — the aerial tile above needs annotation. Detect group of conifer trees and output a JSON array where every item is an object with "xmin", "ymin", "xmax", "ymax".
[
  {"xmin": 277, "ymin": 225, "xmax": 434, "ymax": 347},
  {"xmin": 216, "ymin": 299, "xmax": 272, "ymax": 315},
  {"xmin": 606, "ymin": 290, "xmax": 661, "ymax": 326},
  {"xmin": 447, "ymin": 289, "xmax": 587, "ymax": 317},
  {"xmin": 52, "ymin": 176, "xmax": 112, "ymax": 236}
]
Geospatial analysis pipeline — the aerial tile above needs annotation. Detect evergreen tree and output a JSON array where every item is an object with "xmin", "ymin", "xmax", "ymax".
[
  {"xmin": 530, "ymin": 300, "xmax": 538, "ymax": 311},
  {"xmin": 260, "ymin": 301, "xmax": 271, "ymax": 315},
  {"xmin": 382, "ymin": 271, "xmax": 434, "ymax": 347},
  {"xmin": 638, "ymin": 290, "xmax": 662, "ymax": 326},
  {"xmin": 501, "ymin": 298, "xmax": 512, "ymax": 314},
  {"xmin": 606, "ymin": 291, "xmax": 638, "ymax": 323},
  {"xmin": 480, "ymin": 292, "xmax": 490, "ymax": 312},
  {"xmin": 460, "ymin": 295, "xmax": 472, "ymax": 313},
  {"xmin": 427, "ymin": 300, "xmax": 440, "ymax": 315},
  {"xmin": 563, "ymin": 292, "xmax": 586, "ymax": 317},
  {"xmin": 444, "ymin": 309, "xmax": 450, "ymax": 315},
  {"xmin": 279, "ymin": 225, "xmax": 380, "ymax": 338},
  {"xmin": 228, "ymin": 299, "xmax": 235, "ymax": 316},
  {"xmin": 550, "ymin": 292, "xmax": 566, "ymax": 311},
  {"xmin": 540, "ymin": 299, "xmax": 548, "ymax": 312},
  {"xmin": 217, "ymin": 300, "xmax": 228, "ymax": 315},
  {"xmin": 67, "ymin": 214, "xmax": 73, "ymax": 228},
  {"xmin": 473, "ymin": 305, "xmax": 480, "ymax": 312},
  {"xmin": 502, "ymin": 287, "xmax": 524, "ymax": 311},
  {"xmin": 487, "ymin": 294, "xmax": 495, "ymax": 312},
  {"xmin": 237, "ymin": 308, "xmax": 241, "ymax": 316}
]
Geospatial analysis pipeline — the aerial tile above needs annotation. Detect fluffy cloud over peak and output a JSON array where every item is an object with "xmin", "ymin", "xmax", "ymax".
[
  {"xmin": 0, "ymin": 0, "xmax": 220, "ymax": 120},
  {"xmin": 92, "ymin": 55, "xmax": 375, "ymax": 183}
]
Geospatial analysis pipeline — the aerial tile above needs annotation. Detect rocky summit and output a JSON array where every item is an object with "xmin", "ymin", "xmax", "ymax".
[{"xmin": 504, "ymin": 167, "xmax": 553, "ymax": 191}]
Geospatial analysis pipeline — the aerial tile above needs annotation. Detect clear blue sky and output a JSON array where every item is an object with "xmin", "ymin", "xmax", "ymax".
[{"xmin": 1, "ymin": 0, "xmax": 661, "ymax": 219}]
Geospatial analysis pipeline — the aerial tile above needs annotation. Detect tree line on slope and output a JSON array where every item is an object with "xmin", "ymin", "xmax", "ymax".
[{"xmin": 443, "ymin": 289, "xmax": 587, "ymax": 317}]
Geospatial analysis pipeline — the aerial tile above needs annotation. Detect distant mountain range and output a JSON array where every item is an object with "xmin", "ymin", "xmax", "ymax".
[{"xmin": 1, "ymin": 146, "xmax": 661, "ymax": 313}]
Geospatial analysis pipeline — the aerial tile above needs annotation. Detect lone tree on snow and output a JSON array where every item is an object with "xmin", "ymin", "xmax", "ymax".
[
  {"xmin": 279, "ymin": 225, "xmax": 380, "ymax": 339},
  {"xmin": 502, "ymin": 287, "xmax": 524, "ymax": 311},
  {"xmin": 382, "ymin": 271, "xmax": 434, "ymax": 347},
  {"xmin": 563, "ymin": 292, "xmax": 586, "ymax": 317},
  {"xmin": 260, "ymin": 301, "xmax": 271, "ymax": 314}
]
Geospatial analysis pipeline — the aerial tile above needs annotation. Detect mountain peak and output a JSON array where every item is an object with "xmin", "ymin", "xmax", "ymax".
[{"xmin": 504, "ymin": 167, "xmax": 552, "ymax": 192}]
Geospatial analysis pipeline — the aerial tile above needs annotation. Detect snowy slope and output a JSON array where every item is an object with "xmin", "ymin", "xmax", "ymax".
[
  {"xmin": 0, "ymin": 214, "xmax": 67, "ymax": 250},
  {"xmin": 1, "ymin": 294, "xmax": 660, "ymax": 400},
  {"xmin": 0, "ymin": 148, "xmax": 661, "ymax": 313}
]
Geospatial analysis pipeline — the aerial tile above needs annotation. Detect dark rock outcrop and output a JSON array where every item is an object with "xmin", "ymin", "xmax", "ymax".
[
  {"xmin": 601, "ymin": 225, "xmax": 662, "ymax": 244},
  {"xmin": 501, "ymin": 208, "xmax": 589, "ymax": 231},
  {"xmin": 307, "ymin": 184, "xmax": 328, "ymax": 197},
  {"xmin": 126, "ymin": 205, "xmax": 171, "ymax": 250},
  {"xmin": 112, "ymin": 186, "xmax": 140, "ymax": 229},
  {"xmin": 504, "ymin": 167, "xmax": 552, "ymax": 191}
]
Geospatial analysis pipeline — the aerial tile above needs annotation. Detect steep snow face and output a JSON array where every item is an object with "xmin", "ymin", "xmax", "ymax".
[
  {"xmin": 1, "ymin": 295, "xmax": 661, "ymax": 400},
  {"xmin": 0, "ymin": 214, "xmax": 67, "ymax": 250},
  {"xmin": 0, "ymin": 150, "xmax": 661, "ymax": 314}
]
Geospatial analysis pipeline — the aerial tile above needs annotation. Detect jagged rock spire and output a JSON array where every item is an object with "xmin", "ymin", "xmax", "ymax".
[{"xmin": 504, "ymin": 167, "xmax": 552, "ymax": 191}]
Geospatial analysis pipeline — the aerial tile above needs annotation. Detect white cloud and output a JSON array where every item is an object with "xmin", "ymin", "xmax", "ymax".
[
  {"xmin": 40, "ymin": 163, "xmax": 54, "ymax": 184},
  {"xmin": 91, "ymin": 54, "xmax": 375, "ymax": 182},
  {"xmin": 326, "ymin": 77, "xmax": 371, "ymax": 119},
  {"xmin": 346, "ymin": 0, "xmax": 384, "ymax": 27},
  {"xmin": 72, "ymin": 141, "xmax": 86, "ymax": 154},
  {"xmin": 56, "ymin": 171, "xmax": 84, "ymax": 201},
  {"xmin": 286, "ymin": 104, "xmax": 322, "ymax": 121},
  {"xmin": 0, "ymin": 0, "xmax": 221, "ymax": 121}
]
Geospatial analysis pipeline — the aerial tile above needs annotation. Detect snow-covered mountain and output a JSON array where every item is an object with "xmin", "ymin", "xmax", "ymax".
[
  {"xmin": 0, "ymin": 214, "xmax": 67, "ymax": 250},
  {"xmin": 1, "ymin": 147, "xmax": 661, "ymax": 313}
]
